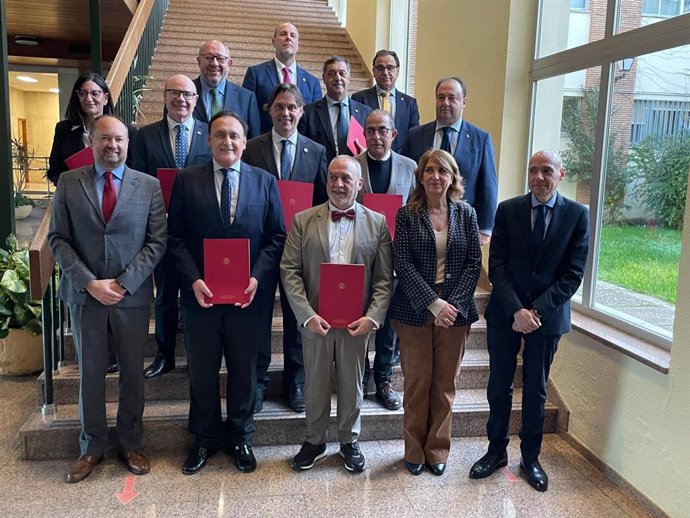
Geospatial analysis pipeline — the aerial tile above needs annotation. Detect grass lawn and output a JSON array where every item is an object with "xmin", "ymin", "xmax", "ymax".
[{"xmin": 598, "ymin": 224, "xmax": 681, "ymax": 304}]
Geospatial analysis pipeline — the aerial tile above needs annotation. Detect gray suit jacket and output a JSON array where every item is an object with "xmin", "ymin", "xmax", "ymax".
[
  {"xmin": 48, "ymin": 166, "xmax": 167, "ymax": 307},
  {"xmin": 354, "ymin": 150, "xmax": 416, "ymax": 204},
  {"xmin": 280, "ymin": 202, "xmax": 393, "ymax": 338}
]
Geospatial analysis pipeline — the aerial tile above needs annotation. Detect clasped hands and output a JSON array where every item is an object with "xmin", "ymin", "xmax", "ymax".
[
  {"xmin": 512, "ymin": 308, "xmax": 541, "ymax": 334},
  {"xmin": 434, "ymin": 301, "xmax": 459, "ymax": 328},
  {"xmin": 305, "ymin": 314, "xmax": 375, "ymax": 337},
  {"xmin": 192, "ymin": 277, "xmax": 258, "ymax": 309},
  {"xmin": 86, "ymin": 279, "xmax": 126, "ymax": 306}
]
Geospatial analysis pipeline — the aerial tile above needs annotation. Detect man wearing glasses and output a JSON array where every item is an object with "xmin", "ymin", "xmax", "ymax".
[
  {"xmin": 352, "ymin": 50, "xmax": 419, "ymax": 153},
  {"xmin": 192, "ymin": 40, "xmax": 261, "ymax": 138},
  {"xmin": 132, "ymin": 74, "xmax": 211, "ymax": 379}
]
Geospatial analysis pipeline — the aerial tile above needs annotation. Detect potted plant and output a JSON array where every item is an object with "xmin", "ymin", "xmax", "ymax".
[
  {"xmin": 0, "ymin": 234, "xmax": 43, "ymax": 375},
  {"xmin": 11, "ymin": 138, "xmax": 36, "ymax": 220}
]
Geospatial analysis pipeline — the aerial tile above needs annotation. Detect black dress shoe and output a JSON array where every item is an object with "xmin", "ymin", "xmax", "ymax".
[
  {"xmin": 254, "ymin": 386, "xmax": 265, "ymax": 413},
  {"xmin": 426, "ymin": 462, "xmax": 446, "ymax": 476},
  {"xmin": 233, "ymin": 444, "xmax": 257, "ymax": 473},
  {"xmin": 469, "ymin": 450, "xmax": 508, "ymax": 479},
  {"xmin": 404, "ymin": 461, "xmax": 424, "ymax": 476},
  {"xmin": 143, "ymin": 354, "xmax": 175, "ymax": 379},
  {"xmin": 375, "ymin": 382, "xmax": 402, "ymax": 410},
  {"xmin": 182, "ymin": 446, "xmax": 217, "ymax": 475},
  {"xmin": 107, "ymin": 362, "xmax": 119, "ymax": 374},
  {"xmin": 287, "ymin": 384, "xmax": 305, "ymax": 413},
  {"xmin": 520, "ymin": 458, "xmax": 548, "ymax": 492}
]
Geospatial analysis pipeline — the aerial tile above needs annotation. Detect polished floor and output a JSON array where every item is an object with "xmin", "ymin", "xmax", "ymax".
[{"xmin": 0, "ymin": 375, "xmax": 651, "ymax": 518}]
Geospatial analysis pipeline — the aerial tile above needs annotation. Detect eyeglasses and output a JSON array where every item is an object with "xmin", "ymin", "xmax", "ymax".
[
  {"xmin": 365, "ymin": 127, "xmax": 392, "ymax": 136},
  {"xmin": 76, "ymin": 89, "xmax": 104, "ymax": 99},
  {"xmin": 199, "ymin": 54, "xmax": 230, "ymax": 64},
  {"xmin": 165, "ymin": 89, "xmax": 198, "ymax": 100},
  {"xmin": 373, "ymin": 65, "xmax": 398, "ymax": 73}
]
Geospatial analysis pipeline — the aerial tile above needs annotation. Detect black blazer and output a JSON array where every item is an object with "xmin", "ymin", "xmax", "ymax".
[
  {"xmin": 192, "ymin": 77, "xmax": 261, "ymax": 138},
  {"xmin": 484, "ymin": 192, "xmax": 590, "ymax": 336}
]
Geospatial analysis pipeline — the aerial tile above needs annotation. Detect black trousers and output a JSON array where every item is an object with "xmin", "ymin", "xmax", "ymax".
[
  {"xmin": 365, "ymin": 277, "xmax": 398, "ymax": 386},
  {"xmin": 153, "ymin": 251, "xmax": 181, "ymax": 359},
  {"xmin": 486, "ymin": 321, "xmax": 560, "ymax": 463}
]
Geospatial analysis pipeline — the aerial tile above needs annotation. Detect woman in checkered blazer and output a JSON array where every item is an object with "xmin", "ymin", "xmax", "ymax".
[{"xmin": 390, "ymin": 149, "xmax": 482, "ymax": 477}]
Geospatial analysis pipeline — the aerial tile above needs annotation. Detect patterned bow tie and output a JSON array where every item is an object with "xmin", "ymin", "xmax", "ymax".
[{"xmin": 331, "ymin": 209, "xmax": 355, "ymax": 222}]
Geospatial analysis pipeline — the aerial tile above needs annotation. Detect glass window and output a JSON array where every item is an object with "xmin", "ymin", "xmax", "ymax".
[
  {"xmin": 537, "ymin": 0, "xmax": 603, "ymax": 57},
  {"xmin": 570, "ymin": 0, "xmax": 588, "ymax": 9},
  {"xmin": 620, "ymin": 0, "xmax": 690, "ymax": 33}
]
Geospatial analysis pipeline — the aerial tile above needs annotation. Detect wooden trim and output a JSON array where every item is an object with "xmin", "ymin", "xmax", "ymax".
[
  {"xmin": 28, "ymin": 201, "xmax": 54, "ymax": 301},
  {"xmin": 121, "ymin": 0, "xmax": 138, "ymax": 15}
]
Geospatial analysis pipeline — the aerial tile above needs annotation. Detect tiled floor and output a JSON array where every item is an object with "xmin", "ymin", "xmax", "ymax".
[{"xmin": 0, "ymin": 375, "xmax": 652, "ymax": 517}]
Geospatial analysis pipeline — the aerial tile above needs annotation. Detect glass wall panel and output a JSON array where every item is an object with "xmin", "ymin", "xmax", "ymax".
[
  {"xmin": 537, "ymin": 0, "xmax": 605, "ymax": 57},
  {"xmin": 618, "ymin": 0, "xmax": 690, "ymax": 33}
]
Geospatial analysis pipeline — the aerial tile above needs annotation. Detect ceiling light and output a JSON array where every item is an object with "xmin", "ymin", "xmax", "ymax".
[
  {"xmin": 49, "ymin": 88, "xmax": 60, "ymax": 94},
  {"xmin": 16, "ymin": 75, "xmax": 38, "ymax": 83},
  {"xmin": 14, "ymin": 35, "xmax": 40, "ymax": 46}
]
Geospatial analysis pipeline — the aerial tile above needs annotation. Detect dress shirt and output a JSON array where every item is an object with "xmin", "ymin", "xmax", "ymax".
[
  {"xmin": 530, "ymin": 192, "xmax": 557, "ymax": 232},
  {"xmin": 212, "ymin": 159, "xmax": 240, "ymax": 224},
  {"xmin": 375, "ymin": 86, "xmax": 397, "ymax": 118},
  {"xmin": 199, "ymin": 77, "xmax": 227, "ymax": 120},
  {"xmin": 271, "ymin": 128, "xmax": 298, "ymax": 179},
  {"xmin": 433, "ymin": 119, "xmax": 463, "ymax": 155},
  {"xmin": 167, "ymin": 115, "xmax": 194, "ymax": 159},
  {"xmin": 94, "ymin": 164, "xmax": 124, "ymax": 205},
  {"xmin": 77, "ymin": 125, "xmax": 90, "ymax": 148},
  {"xmin": 327, "ymin": 201, "xmax": 356, "ymax": 265},
  {"xmin": 274, "ymin": 58, "xmax": 297, "ymax": 84},
  {"xmin": 326, "ymin": 95, "xmax": 350, "ymax": 154}
]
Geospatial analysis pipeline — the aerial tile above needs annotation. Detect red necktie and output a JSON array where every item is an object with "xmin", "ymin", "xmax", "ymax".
[
  {"xmin": 282, "ymin": 67, "xmax": 291, "ymax": 84},
  {"xmin": 331, "ymin": 209, "xmax": 355, "ymax": 222},
  {"xmin": 102, "ymin": 171, "xmax": 117, "ymax": 223}
]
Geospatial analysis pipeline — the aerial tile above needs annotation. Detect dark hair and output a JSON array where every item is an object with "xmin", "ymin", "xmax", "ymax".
[
  {"xmin": 65, "ymin": 72, "xmax": 115, "ymax": 127},
  {"xmin": 372, "ymin": 49, "xmax": 400, "ymax": 68},
  {"xmin": 263, "ymin": 83, "xmax": 305, "ymax": 112},
  {"xmin": 209, "ymin": 111, "xmax": 249, "ymax": 136},
  {"xmin": 322, "ymin": 55, "xmax": 351, "ymax": 74},
  {"xmin": 364, "ymin": 109, "xmax": 396, "ymax": 131},
  {"xmin": 435, "ymin": 76, "xmax": 467, "ymax": 98},
  {"xmin": 408, "ymin": 149, "xmax": 464, "ymax": 211}
]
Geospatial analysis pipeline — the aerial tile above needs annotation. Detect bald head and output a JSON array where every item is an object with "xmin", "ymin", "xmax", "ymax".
[
  {"xmin": 197, "ymin": 40, "xmax": 231, "ymax": 86},
  {"xmin": 528, "ymin": 149, "xmax": 566, "ymax": 203},
  {"xmin": 272, "ymin": 22, "xmax": 300, "ymax": 65},
  {"xmin": 327, "ymin": 156, "xmax": 363, "ymax": 210},
  {"xmin": 164, "ymin": 74, "xmax": 198, "ymax": 123}
]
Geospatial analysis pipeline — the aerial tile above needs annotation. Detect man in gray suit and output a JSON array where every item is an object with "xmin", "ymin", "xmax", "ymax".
[
  {"xmin": 49, "ymin": 115, "xmax": 167, "ymax": 483},
  {"xmin": 355, "ymin": 109, "xmax": 415, "ymax": 411},
  {"xmin": 281, "ymin": 156, "xmax": 393, "ymax": 473}
]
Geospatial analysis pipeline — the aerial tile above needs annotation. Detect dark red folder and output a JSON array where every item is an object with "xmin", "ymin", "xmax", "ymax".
[
  {"xmin": 278, "ymin": 180, "xmax": 314, "ymax": 233},
  {"xmin": 319, "ymin": 263, "xmax": 365, "ymax": 328},
  {"xmin": 157, "ymin": 168, "xmax": 178, "ymax": 212},
  {"xmin": 65, "ymin": 146, "xmax": 94, "ymax": 170},
  {"xmin": 363, "ymin": 193, "xmax": 403, "ymax": 239},
  {"xmin": 203, "ymin": 238, "xmax": 250, "ymax": 305}
]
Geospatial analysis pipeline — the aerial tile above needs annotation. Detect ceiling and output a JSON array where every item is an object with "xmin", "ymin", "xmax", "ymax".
[{"xmin": 8, "ymin": 71, "xmax": 59, "ymax": 93}]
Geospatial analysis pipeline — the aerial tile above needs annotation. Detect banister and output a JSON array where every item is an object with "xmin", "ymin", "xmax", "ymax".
[{"xmin": 28, "ymin": 201, "xmax": 54, "ymax": 300}]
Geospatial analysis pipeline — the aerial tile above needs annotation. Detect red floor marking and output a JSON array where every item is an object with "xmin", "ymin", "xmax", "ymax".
[
  {"xmin": 502, "ymin": 466, "xmax": 518, "ymax": 482},
  {"xmin": 116, "ymin": 474, "xmax": 139, "ymax": 505}
]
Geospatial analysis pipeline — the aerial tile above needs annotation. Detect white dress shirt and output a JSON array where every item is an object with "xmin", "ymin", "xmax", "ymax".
[{"xmin": 213, "ymin": 158, "xmax": 240, "ymax": 225}]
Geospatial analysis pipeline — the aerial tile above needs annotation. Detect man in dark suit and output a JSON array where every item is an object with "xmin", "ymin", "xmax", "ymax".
[
  {"xmin": 352, "ymin": 49, "xmax": 419, "ymax": 153},
  {"xmin": 354, "ymin": 109, "xmax": 415, "ymax": 411},
  {"xmin": 48, "ymin": 115, "xmax": 167, "ymax": 483},
  {"xmin": 242, "ymin": 22, "xmax": 322, "ymax": 134},
  {"xmin": 402, "ymin": 76, "xmax": 497, "ymax": 245},
  {"xmin": 192, "ymin": 40, "xmax": 261, "ymax": 138},
  {"xmin": 244, "ymin": 83, "xmax": 328, "ymax": 414},
  {"xmin": 298, "ymin": 55, "xmax": 372, "ymax": 163},
  {"xmin": 469, "ymin": 150, "xmax": 589, "ymax": 492},
  {"xmin": 132, "ymin": 74, "xmax": 211, "ymax": 379},
  {"xmin": 168, "ymin": 111, "xmax": 285, "ymax": 475}
]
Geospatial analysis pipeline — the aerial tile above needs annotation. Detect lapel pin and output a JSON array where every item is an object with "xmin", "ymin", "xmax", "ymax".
[{"xmin": 303, "ymin": 147, "xmax": 308, "ymax": 153}]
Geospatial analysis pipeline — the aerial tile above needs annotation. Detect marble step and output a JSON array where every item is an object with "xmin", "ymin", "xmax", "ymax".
[{"xmin": 19, "ymin": 388, "xmax": 557, "ymax": 460}]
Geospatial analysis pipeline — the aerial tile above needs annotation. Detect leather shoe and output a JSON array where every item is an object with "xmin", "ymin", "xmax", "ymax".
[
  {"xmin": 287, "ymin": 383, "xmax": 305, "ymax": 413},
  {"xmin": 107, "ymin": 362, "xmax": 119, "ymax": 374},
  {"xmin": 520, "ymin": 458, "xmax": 548, "ymax": 492},
  {"xmin": 182, "ymin": 446, "xmax": 217, "ymax": 475},
  {"xmin": 144, "ymin": 354, "xmax": 175, "ymax": 379},
  {"xmin": 233, "ymin": 444, "xmax": 257, "ymax": 473},
  {"xmin": 469, "ymin": 450, "xmax": 508, "ymax": 479},
  {"xmin": 254, "ymin": 386, "xmax": 265, "ymax": 413},
  {"xmin": 375, "ymin": 382, "xmax": 402, "ymax": 410},
  {"xmin": 426, "ymin": 462, "xmax": 447, "ymax": 476},
  {"xmin": 65, "ymin": 454, "xmax": 103, "ymax": 483},
  {"xmin": 120, "ymin": 449, "xmax": 150, "ymax": 475},
  {"xmin": 404, "ymin": 461, "xmax": 424, "ymax": 476}
]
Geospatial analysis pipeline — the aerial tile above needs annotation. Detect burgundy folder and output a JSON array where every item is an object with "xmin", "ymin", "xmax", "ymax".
[
  {"xmin": 319, "ymin": 263, "xmax": 365, "ymax": 328},
  {"xmin": 203, "ymin": 238, "xmax": 250, "ymax": 304},
  {"xmin": 157, "ymin": 168, "xmax": 178, "ymax": 212},
  {"xmin": 362, "ymin": 193, "xmax": 403, "ymax": 239},
  {"xmin": 65, "ymin": 146, "xmax": 94, "ymax": 169},
  {"xmin": 278, "ymin": 180, "xmax": 314, "ymax": 233}
]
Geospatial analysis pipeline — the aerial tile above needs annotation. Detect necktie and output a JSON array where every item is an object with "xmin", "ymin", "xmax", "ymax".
[
  {"xmin": 175, "ymin": 124, "xmax": 187, "ymax": 169},
  {"xmin": 532, "ymin": 204, "xmax": 547, "ymax": 246},
  {"xmin": 102, "ymin": 171, "xmax": 117, "ymax": 223},
  {"xmin": 210, "ymin": 87, "xmax": 222, "ymax": 117},
  {"xmin": 281, "ymin": 139, "xmax": 292, "ymax": 180},
  {"xmin": 336, "ymin": 102, "xmax": 349, "ymax": 154},
  {"xmin": 331, "ymin": 209, "xmax": 355, "ymax": 222},
  {"xmin": 282, "ymin": 67, "xmax": 291, "ymax": 84},
  {"xmin": 440, "ymin": 127, "xmax": 452, "ymax": 153},
  {"xmin": 381, "ymin": 91, "xmax": 391, "ymax": 113},
  {"xmin": 220, "ymin": 168, "xmax": 232, "ymax": 228}
]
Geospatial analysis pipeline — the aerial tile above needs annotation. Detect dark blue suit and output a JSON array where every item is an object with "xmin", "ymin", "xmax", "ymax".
[
  {"xmin": 192, "ymin": 77, "xmax": 261, "ymax": 138},
  {"xmin": 484, "ymin": 192, "xmax": 589, "ymax": 462},
  {"xmin": 168, "ymin": 161, "xmax": 286, "ymax": 448},
  {"xmin": 298, "ymin": 97, "xmax": 372, "ymax": 163},
  {"xmin": 242, "ymin": 60, "xmax": 322, "ymax": 133},
  {"xmin": 351, "ymin": 86, "xmax": 420, "ymax": 153},
  {"xmin": 402, "ymin": 120, "xmax": 498, "ymax": 232}
]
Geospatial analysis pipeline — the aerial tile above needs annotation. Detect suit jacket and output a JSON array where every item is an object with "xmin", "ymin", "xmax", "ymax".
[
  {"xmin": 298, "ymin": 97, "xmax": 372, "ymax": 163},
  {"xmin": 280, "ymin": 202, "xmax": 393, "ymax": 337},
  {"xmin": 167, "ymin": 161, "xmax": 286, "ymax": 303},
  {"xmin": 48, "ymin": 166, "xmax": 167, "ymax": 307},
  {"xmin": 484, "ymin": 192, "xmax": 590, "ymax": 336},
  {"xmin": 401, "ymin": 120, "xmax": 498, "ymax": 232},
  {"xmin": 354, "ymin": 150, "xmax": 416, "ymax": 204},
  {"xmin": 192, "ymin": 77, "xmax": 261, "ymax": 138},
  {"xmin": 244, "ymin": 131, "xmax": 328, "ymax": 205},
  {"xmin": 242, "ymin": 59, "xmax": 322, "ymax": 133},
  {"xmin": 351, "ymin": 86, "xmax": 420, "ymax": 153},
  {"xmin": 390, "ymin": 202, "xmax": 481, "ymax": 326},
  {"xmin": 131, "ymin": 118, "xmax": 211, "ymax": 176}
]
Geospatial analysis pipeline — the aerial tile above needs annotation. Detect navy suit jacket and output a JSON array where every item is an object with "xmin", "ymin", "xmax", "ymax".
[
  {"xmin": 192, "ymin": 77, "xmax": 261, "ymax": 138},
  {"xmin": 242, "ymin": 60, "xmax": 322, "ymax": 133},
  {"xmin": 131, "ymin": 118, "xmax": 211, "ymax": 176},
  {"xmin": 298, "ymin": 97, "xmax": 372, "ymax": 163},
  {"xmin": 351, "ymin": 86, "xmax": 420, "ymax": 153},
  {"xmin": 402, "ymin": 120, "xmax": 498, "ymax": 232},
  {"xmin": 167, "ymin": 161, "xmax": 286, "ymax": 304},
  {"xmin": 244, "ymin": 131, "xmax": 328, "ymax": 205},
  {"xmin": 484, "ymin": 192, "xmax": 590, "ymax": 336}
]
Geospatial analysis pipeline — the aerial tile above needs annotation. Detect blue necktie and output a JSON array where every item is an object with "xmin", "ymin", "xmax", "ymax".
[
  {"xmin": 336, "ymin": 102, "xmax": 349, "ymax": 154},
  {"xmin": 175, "ymin": 124, "xmax": 187, "ymax": 169},
  {"xmin": 440, "ymin": 127, "xmax": 452, "ymax": 153},
  {"xmin": 281, "ymin": 139, "xmax": 292, "ymax": 180},
  {"xmin": 532, "ymin": 204, "xmax": 547, "ymax": 246},
  {"xmin": 220, "ymin": 168, "xmax": 232, "ymax": 228}
]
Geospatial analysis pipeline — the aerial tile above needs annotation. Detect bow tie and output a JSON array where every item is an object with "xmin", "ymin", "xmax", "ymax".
[{"xmin": 331, "ymin": 209, "xmax": 355, "ymax": 222}]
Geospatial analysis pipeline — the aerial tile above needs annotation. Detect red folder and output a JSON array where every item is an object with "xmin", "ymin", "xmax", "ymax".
[
  {"xmin": 319, "ymin": 263, "xmax": 365, "ymax": 328},
  {"xmin": 278, "ymin": 180, "xmax": 314, "ymax": 233},
  {"xmin": 157, "ymin": 168, "xmax": 178, "ymax": 212},
  {"xmin": 362, "ymin": 193, "xmax": 403, "ymax": 239},
  {"xmin": 347, "ymin": 116, "xmax": 366, "ymax": 155},
  {"xmin": 203, "ymin": 238, "xmax": 250, "ymax": 305},
  {"xmin": 65, "ymin": 146, "xmax": 94, "ymax": 169}
]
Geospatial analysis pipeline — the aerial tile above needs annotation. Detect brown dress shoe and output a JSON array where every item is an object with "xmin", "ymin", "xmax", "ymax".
[
  {"xmin": 120, "ymin": 450, "xmax": 150, "ymax": 475},
  {"xmin": 65, "ymin": 455, "xmax": 104, "ymax": 483}
]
